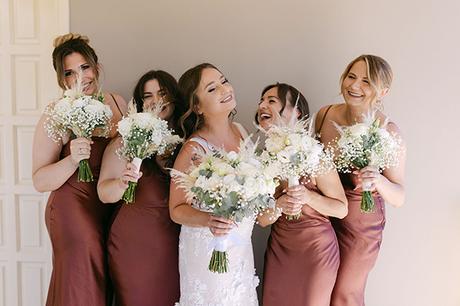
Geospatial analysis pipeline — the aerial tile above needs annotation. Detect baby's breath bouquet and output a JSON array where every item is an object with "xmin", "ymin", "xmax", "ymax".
[
  {"xmin": 44, "ymin": 74, "xmax": 112, "ymax": 182},
  {"xmin": 170, "ymin": 139, "xmax": 277, "ymax": 273},
  {"xmin": 334, "ymin": 112, "xmax": 402, "ymax": 213},
  {"xmin": 258, "ymin": 119, "xmax": 334, "ymax": 220},
  {"xmin": 117, "ymin": 101, "xmax": 183, "ymax": 204}
]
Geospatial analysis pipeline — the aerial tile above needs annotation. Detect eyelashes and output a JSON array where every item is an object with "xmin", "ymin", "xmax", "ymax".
[
  {"xmin": 207, "ymin": 78, "xmax": 229, "ymax": 93},
  {"xmin": 63, "ymin": 64, "xmax": 91, "ymax": 78}
]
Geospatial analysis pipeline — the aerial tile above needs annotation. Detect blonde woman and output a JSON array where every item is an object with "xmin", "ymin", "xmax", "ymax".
[{"xmin": 316, "ymin": 54, "xmax": 406, "ymax": 306}]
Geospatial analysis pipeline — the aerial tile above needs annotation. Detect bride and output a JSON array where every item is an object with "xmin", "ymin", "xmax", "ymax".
[{"xmin": 169, "ymin": 63, "xmax": 259, "ymax": 306}]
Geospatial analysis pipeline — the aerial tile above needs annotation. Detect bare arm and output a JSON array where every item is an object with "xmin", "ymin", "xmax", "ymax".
[
  {"xmin": 32, "ymin": 113, "xmax": 91, "ymax": 192},
  {"xmin": 169, "ymin": 142, "xmax": 213, "ymax": 227},
  {"xmin": 298, "ymin": 170, "xmax": 348, "ymax": 218},
  {"xmin": 358, "ymin": 123, "xmax": 406, "ymax": 208},
  {"xmin": 169, "ymin": 142, "xmax": 233, "ymax": 235},
  {"xmin": 97, "ymin": 137, "xmax": 142, "ymax": 203}
]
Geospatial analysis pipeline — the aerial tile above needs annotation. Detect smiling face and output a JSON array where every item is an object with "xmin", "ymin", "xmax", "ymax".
[
  {"xmin": 63, "ymin": 52, "xmax": 98, "ymax": 95},
  {"xmin": 257, "ymin": 86, "xmax": 299, "ymax": 130},
  {"xmin": 142, "ymin": 79, "xmax": 175, "ymax": 120},
  {"xmin": 341, "ymin": 60, "xmax": 376, "ymax": 108},
  {"xmin": 195, "ymin": 68, "xmax": 236, "ymax": 118}
]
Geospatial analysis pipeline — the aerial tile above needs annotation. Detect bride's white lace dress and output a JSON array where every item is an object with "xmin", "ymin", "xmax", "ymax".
[{"xmin": 175, "ymin": 128, "xmax": 259, "ymax": 306}]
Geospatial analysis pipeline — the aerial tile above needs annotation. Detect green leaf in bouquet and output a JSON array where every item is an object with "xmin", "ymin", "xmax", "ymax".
[{"xmin": 198, "ymin": 169, "xmax": 213, "ymax": 179}]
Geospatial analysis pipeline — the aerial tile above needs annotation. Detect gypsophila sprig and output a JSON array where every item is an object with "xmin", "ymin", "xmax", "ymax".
[
  {"xmin": 117, "ymin": 100, "xmax": 183, "ymax": 204},
  {"xmin": 170, "ymin": 138, "xmax": 277, "ymax": 273},
  {"xmin": 258, "ymin": 118, "xmax": 334, "ymax": 220},
  {"xmin": 334, "ymin": 111, "xmax": 402, "ymax": 213},
  {"xmin": 44, "ymin": 72, "xmax": 113, "ymax": 182}
]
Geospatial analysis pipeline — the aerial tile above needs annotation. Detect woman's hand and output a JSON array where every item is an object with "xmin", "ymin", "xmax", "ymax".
[
  {"xmin": 118, "ymin": 162, "xmax": 143, "ymax": 189},
  {"xmin": 275, "ymin": 192, "xmax": 303, "ymax": 216},
  {"xmin": 69, "ymin": 137, "xmax": 93, "ymax": 166},
  {"xmin": 354, "ymin": 166, "xmax": 382, "ymax": 191},
  {"xmin": 207, "ymin": 215, "xmax": 234, "ymax": 237}
]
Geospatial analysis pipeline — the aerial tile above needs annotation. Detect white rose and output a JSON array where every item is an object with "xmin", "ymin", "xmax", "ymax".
[
  {"xmin": 134, "ymin": 112, "xmax": 154, "ymax": 129},
  {"xmin": 266, "ymin": 136, "xmax": 285, "ymax": 153},
  {"xmin": 117, "ymin": 118, "xmax": 132, "ymax": 136},
  {"xmin": 73, "ymin": 97, "xmax": 87, "ymax": 108},
  {"xmin": 348, "ymin": 123, "xmax": 368, "ymax": 137},
  {"xmin": 226, "ymin": 151, "xmax": 239, "ymax": 161}
]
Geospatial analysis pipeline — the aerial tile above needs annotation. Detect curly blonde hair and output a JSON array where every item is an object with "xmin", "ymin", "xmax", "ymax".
[{"xmin": 341, "ymin": 54, "xmax": 393, "ymax": 109}]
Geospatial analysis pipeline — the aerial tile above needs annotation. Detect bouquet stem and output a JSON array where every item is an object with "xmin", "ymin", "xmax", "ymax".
[
  {"xmin": 78, "ymin": 159, "xmax": 94, "ymax": 182},
  {"xmin": 208, "ymin": 250, "xmax": 228, "ymax": 273},
  {"xmin": 360, "ymin": 190, "xmax": 375, "ymax": 213},
  {"xmin": 285, "ymin": 176, "xmax": 302, "ymax": 221},
  {"xmin": 122, "ymin": 181, "xmax": 138, "ymax": 204}
]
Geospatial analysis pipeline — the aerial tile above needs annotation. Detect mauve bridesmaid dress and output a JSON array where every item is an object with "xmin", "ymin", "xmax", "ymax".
[
  {"xmin": 330, "ymin": 173, "xmax": 386, "ymax": 306},
  {"xmin": 45, "ymin": 137, "xmax": 115, "ymax": 306},
  {"xmin": 107, "ymin": 161, "xmax": 180, "ymax": 306},
  {"xmin": 263, "ymin": 183, "xmax": 340, "ymax": 306}
]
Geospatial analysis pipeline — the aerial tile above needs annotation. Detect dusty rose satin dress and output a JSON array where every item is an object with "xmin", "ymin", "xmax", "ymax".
[
  {"xmin": 45, "ymin": 137, "xmax": 115, "ymax": 306},
  {"xmin": 108, "ymin": 161, "xmax": 180, "ymax": 306},
  {"xmin": 263, "ymin": 183, "xmax": 340, "ymax": 306},
  {"xmin": 330, "ymin": 173, "xmax": 386, "ymax": 306}
]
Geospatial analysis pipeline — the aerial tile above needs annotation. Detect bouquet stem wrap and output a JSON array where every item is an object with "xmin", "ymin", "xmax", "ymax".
[
  {"xmin": 285, "ymin": 176, "xmax": 301, "ymax": 221},
  {"xmin": 360, "ymin": 180, "xmax": 374, "ymax": 213},
  {"xmin": 122, "ymin": 157, "xmax": 142, "ymax": 204},
  {"xmin": 208, "ymin": 229, "xmax": 243, "ymax": 273}
]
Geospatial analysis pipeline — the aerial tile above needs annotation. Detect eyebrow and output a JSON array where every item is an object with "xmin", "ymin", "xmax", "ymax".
[{"xmin": 204, "ymin": 74, "xmax": 225, "ymax": 89}]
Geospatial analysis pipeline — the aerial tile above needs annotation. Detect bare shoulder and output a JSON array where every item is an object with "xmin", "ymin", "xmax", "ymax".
[
  {"xmin": 316, "ymin": 104, "xmax": 344, "ymax": 126},
  {"xmin": 106, "ymin": 135, "xmax": 123, "ymax": 151},
  {"xmin": 173, "ymin": 139, "xmax": 205, "ymax": 171},
  {"xmin": 104, "ymin": 92, "xmax": 128, "ymax": 114}
]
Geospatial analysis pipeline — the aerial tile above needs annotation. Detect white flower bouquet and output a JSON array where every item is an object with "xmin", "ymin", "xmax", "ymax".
[
  {"xmin": 334, "ymin": 112, "xmax": 402, "ymax": 213},
  {"xmin": 259, "ymin": 119, "xmax": 334, "ymax": 220},
  {"xmin": 117, "ymin": 101, "xmax": 183, "ymax": 204},
  {"xmin": 44, "ymin": 76, "xmax": 113, "ymax": 182},
  {"xmin": 170, "ymin": 139, "xmax": 277, "ymax": 273}
]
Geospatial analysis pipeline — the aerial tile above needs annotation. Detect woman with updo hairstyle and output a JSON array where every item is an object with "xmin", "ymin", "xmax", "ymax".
[
  {"xmin": 315, "ymin": 54, "xmax": 406, "ymax": 306},
  {"xmin": 32, "ymin": 33, "xmax": 127, "ymax": 306},
  {"xmin": 98, "ymin": 70, "xmax": 185, "ymax": 305},
  {"xmin": 255, "ymin": 83, "xmax": 347, "ymax": 306}
]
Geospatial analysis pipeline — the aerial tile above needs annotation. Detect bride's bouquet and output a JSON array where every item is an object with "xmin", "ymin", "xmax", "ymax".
[
  {"xmin": 334, "ymin": 112, "xmax": 402, "ymax": 213},
  {"xmin": 170, "ymin": 139, "xmax": 277, "ymax": 273},
  {"xmin": 117, "ymin": 101, "xmax": 183, "ymax": 204},
  {"xmin": 258, "ymin": 119, "xmax": 334, "ymax": 220},
  {"xmin": 44, "ymin": 74, "xmax": 112, "ymax": 182}
]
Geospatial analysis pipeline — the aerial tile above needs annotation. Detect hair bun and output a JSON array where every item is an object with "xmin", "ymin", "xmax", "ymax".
[{"xmin": 53, "ymin": 33, "xmax": 90, "ymax": 48}]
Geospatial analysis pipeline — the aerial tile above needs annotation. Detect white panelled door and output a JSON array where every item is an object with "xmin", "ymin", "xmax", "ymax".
[{"xmin": 0, "ymin": 0, "xmax": 68, "ymax": 305}]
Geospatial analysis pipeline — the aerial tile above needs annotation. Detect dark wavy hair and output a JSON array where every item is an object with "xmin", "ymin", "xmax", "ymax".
[
  {"xmin": 131, "ymin": 70, "xmax": 186, "ymax": 171},
  {"xmin": 132, "ymin": 70, "xmax": 186, "ymax": 138},
  {"xmin": 254, "ymin": 82, "xmax": 310, "ymax": 124}
]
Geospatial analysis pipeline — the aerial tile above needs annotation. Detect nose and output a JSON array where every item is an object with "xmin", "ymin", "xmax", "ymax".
[
  {"xmin": 350, "ymin": 79, "xmax": 361, "ymax": 90},
  {"xmin": 259, "ymin": 99, "xmax": 269, "ymax": 109}
]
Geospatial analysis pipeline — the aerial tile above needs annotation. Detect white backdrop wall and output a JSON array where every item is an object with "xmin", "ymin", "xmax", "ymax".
[{"xmin": 71, "ymin": 1, "xmax": 460, "ymax": 305}]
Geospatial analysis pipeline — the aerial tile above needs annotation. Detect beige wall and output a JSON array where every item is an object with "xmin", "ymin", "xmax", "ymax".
[{"xmin": 71, "ymin": 0, "xmax": 460, "ymax": 305}]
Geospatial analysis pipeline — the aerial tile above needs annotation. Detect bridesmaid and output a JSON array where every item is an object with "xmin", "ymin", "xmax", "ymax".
[
  {"xmin": 256, "ymin": 83, "xmax": 348, "ymax": 306},
  {"xmin": 316, "ymin": 54, "xmax": 406, "ymax": 306},
  {"xmin": 97, "ymin": 70, "xmax": 185, "ymax": 306},
  {"xmin": 32, "ymin": 34, "xmax": 127, "ymax": 306}
]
